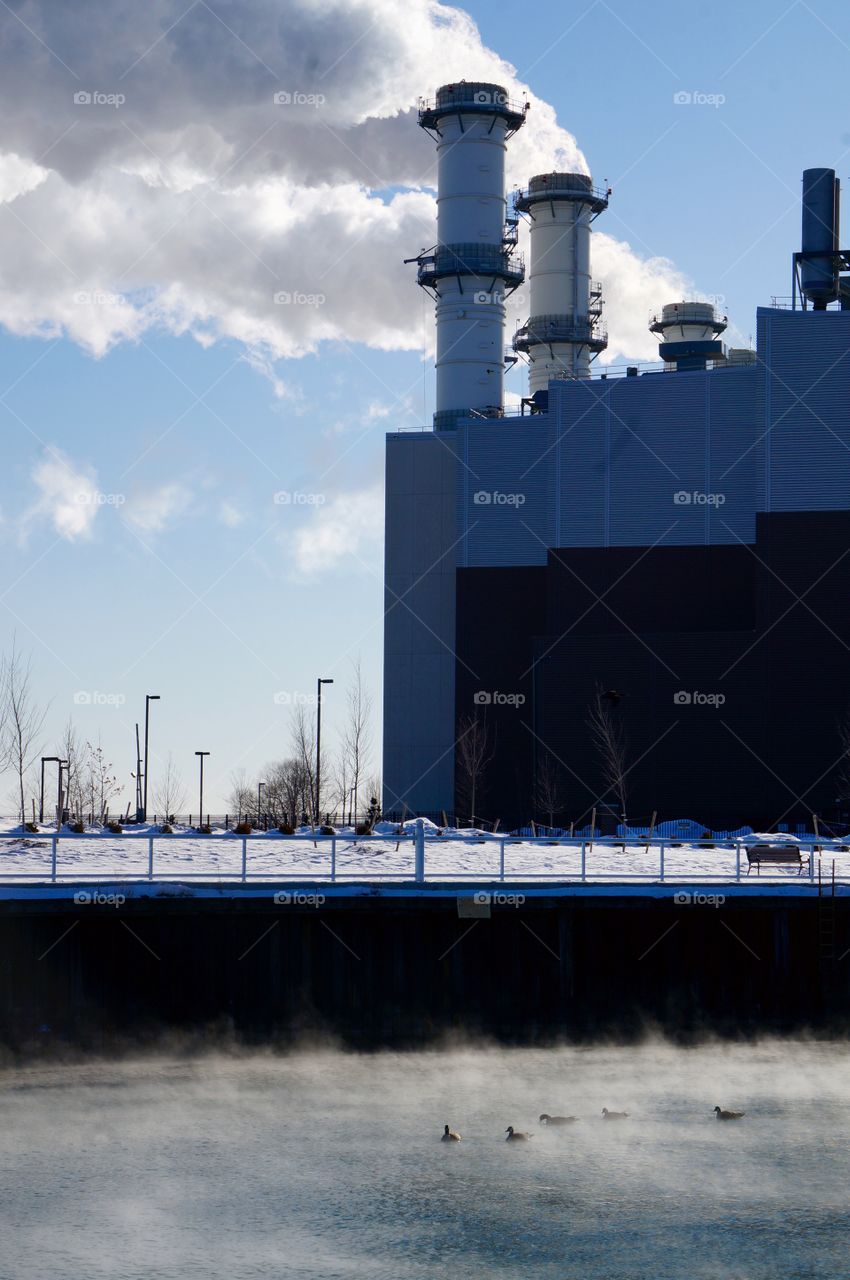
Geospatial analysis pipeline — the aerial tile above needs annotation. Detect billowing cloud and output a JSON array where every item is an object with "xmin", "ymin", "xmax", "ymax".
[{"xmin": 0, "ymin": 0, "xmax": 687, "ymax": 366}]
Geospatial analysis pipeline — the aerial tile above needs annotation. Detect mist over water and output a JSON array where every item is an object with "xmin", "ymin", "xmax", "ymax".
[{"xmin": 1, "ymin": 1040, "xmax": 848, "ymax": 1278}]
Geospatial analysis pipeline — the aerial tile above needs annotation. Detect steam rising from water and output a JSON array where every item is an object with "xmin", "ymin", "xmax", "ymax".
[{"xmin": 1, "ymin": 1040, "xmax": 848, "ymax": 1278}]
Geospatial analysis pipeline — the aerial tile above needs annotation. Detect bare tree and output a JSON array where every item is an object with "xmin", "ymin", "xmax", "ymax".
[
  {"xmin": 81, "ymin": 739, "xmax": 122, "ymax": 824},
  {"xmin": 534, "ymin": 750, "xmax": 566, "ymax": 829},
  {"xmin": 455, "ymin": 714, "xmax": 494, "ymax": 828},
  {"xmin": 342, "ymin": 659, "xmax": 372, "ymax": 826},
  {"xmin": 153, "ymin": 753, "xmax": 187, "ymax": 821},
  {"xmin": 332, "ymin": 748, "xmax": 350, "ymax": 824},
  {"xmin": 58, "ymin": 718, "xmax": 84, "ymax": 820},
  {"xmin": 3, "ymin": 641, "xmax": 47, "ymax": 824},
  {"xmin": 361, "ymin": 773, "xmax": 382, "ymax": 830},
  {"xmin": 263, "ymin": 757, "xmax": 312, "ymax": 826},
  {"xmin": 227, "ymin": 768, "xmax": 254, "ymax": 820},
  {"xmin": 586, "ymin": 684, "xmax": 629, "ymax": 827},
  {"xmin": 290, "ymin": 704, "xmax": 320, "ymax": 823}
]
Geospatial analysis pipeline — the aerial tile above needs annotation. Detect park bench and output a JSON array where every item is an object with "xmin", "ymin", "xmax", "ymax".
[{"xmin": 745, "ymin": 844, "xmax": 809, "ymax": 876}]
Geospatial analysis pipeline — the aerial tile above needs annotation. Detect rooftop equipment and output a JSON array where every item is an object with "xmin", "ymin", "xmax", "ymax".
[
  {"xmin": 793, "ymin": 168, "xmax": 850, "ymax": 309},
  {"xmin": 649, "ymin": 301, "xmax": 727, "ymax": 371}
]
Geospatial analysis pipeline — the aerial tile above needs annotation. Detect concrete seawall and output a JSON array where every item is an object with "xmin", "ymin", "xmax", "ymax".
[{"xmin": 2, "ymin": 882, "xmax": 848, "ymax": 1052}]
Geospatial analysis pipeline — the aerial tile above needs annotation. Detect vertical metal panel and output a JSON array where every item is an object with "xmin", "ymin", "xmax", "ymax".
[{"xmin": 756, "ymin": 308, "xmax": 850, "ymax": 512}]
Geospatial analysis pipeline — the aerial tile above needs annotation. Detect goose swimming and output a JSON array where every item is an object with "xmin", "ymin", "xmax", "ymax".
[
  {"xmin": 713, "ymin": 1106, "xmax": 745, "ymax": 1121},
  {"xmin": 505, "ymin": 1126, "xmax": 532, "ymax": 1141},
  {"xmin": 441, "ymin": 1123, "xmax": 461, "ymax": 1142}
]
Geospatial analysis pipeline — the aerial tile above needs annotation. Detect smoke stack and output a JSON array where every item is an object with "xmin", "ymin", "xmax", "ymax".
[
  {"xmin": 649, "ymin": 301, "xmax": 727, "ymax": 371},
  {"xmin": 408, "ymin": 83, "xmax": 527, "ymax": 430},
  {"xmin": 800, "ymin": 167, "xmax": 840, "ymax": 309},
  {"xmin": 513, "ymin": 172, "xmax": 609, "ymax": 394}
]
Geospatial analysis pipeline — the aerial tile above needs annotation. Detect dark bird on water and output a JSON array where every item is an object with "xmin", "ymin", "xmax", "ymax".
[
  {"xmin": 441, "ymin": 1124, "xmax": 461, "ymax": 1142},
  {"xmin": 714, "ymin": 1106, "xmax": 745, "ymax": 1121},
  {"xmin": 539, "ymin": 1113, "xmax": 577, "ymax": 1125},
  {"xmin": 505, "ymin": 1126, "xmax": 532, "ymax": 1141},
  {"xmin": 601, "ymin": 1108, "xmax": 629, "ymax": 1120}
]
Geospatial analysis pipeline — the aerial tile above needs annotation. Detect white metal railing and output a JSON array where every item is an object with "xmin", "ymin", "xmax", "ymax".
[{"xmin": 0, "ymin": 823, "xmax": 847, "ymax": 887}]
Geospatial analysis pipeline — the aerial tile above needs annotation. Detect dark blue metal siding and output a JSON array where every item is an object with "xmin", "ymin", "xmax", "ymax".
[
  {"xmin": 756, "ymin": 308, "xmax": 850, "ymax": 512},
  {"xmin": 455, "ymin": 420, "xmax": 554, "ymax": 566},
  {"xmin": 553, "ymin": 369, "xmax": 758, "ymax": 547}
]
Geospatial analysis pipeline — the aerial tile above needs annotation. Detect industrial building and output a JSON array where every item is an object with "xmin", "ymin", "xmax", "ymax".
[{"xmin": 383, "ymin": 81, "xmax": 850, "ymax": 831}]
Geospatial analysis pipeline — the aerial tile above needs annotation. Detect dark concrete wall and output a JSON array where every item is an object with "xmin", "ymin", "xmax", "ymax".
[
  {"xmin": 455, "ymin": 511, "xmax": 850, "ymax": 829},
  {"xmin": 2, "ymin": 894, "xmax": 849, "ymax": 1054}
]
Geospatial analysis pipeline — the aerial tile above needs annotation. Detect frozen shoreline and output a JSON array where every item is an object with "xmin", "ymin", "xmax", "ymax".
[{"xmin": 0, "ymin": 818, "xmax": 847, "ymax": 888}]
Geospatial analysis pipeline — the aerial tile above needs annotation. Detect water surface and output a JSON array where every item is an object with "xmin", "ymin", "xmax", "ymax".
[{"xmin": 1, "ymin": 1040, "xmax": 848, "ymax": 1278}]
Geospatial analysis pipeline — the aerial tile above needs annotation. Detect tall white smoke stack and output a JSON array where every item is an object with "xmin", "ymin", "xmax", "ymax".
[
  {"xmin": 409, "ymin": 83, "xmax": 527, "ymax": 430},
  {"xmin": 513, "ymin": 173, "xmax": 609, "ymax": 395}
]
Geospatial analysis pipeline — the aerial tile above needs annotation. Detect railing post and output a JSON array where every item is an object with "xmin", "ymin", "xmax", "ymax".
[
  {"xmin": 241, "ymin": 836, "xmax": 247, "ymax": 882},
  {"xmin": 809, "ymin": 842, "xmax": 815, "ymax": 882},
  {"xmin": 581, "ymin": 840, "xmax": 587, "ymax": 883},
  {"xmin": 499, "ymin": 839, "xmax": 505, "ymax": 882},
  {"xmin": 51, "ymin": 836, "xmax": 57, "ymax": 884},
  {"xmin": 331, "ymin": 836, "xmax": 336, "ymax": 882},
  {"xmin": 735, "ymin": 840, "xmax": 741, "ymax": 882},
  {"xmin": 659, "ymin": 839, "xmax": 665, "ymax": 882},
  {"xmin": 148, "ymin": 836, "xmax": 154, "ymax": 880},
  {"xmin": 414, "ymin": 818, "xmax": 425, "ymax": 883}
]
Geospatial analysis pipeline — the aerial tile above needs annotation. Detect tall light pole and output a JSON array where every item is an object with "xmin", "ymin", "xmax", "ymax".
[
  {"xmin": 57, "ymin": 759, "xmax": 69, "ymax": 825},
  {"xmin": 195, "ymin": 751, "xmax": 210, "ymax": 829},
  {"xmin": 40, "ymin": 757, "xmax": 60, "ymax": 824},
  {"xmin": 257, "ymin": 780, "xmax": 266, "ymax": 826},
  {"xmin": 142, "ymin": 694, "xmax": 160, "ymax": 822},
  {"xmin": 315, "ymin": 678, "xmax": 333, "ymax": 824}
]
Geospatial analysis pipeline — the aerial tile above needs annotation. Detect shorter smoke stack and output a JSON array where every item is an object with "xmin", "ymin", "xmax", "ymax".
[
  {"xmin": 649, "ymin": 301, "xmax": 727, "ymax": 371},
  {"xmin": 513, "ymin": 172, "xmax": 609, "ymax": 395}
]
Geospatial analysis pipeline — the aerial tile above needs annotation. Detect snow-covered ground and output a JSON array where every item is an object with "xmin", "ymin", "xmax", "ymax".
[{"xmin": 0, "ymin": 819, "xmax": 847, "ymax": 884}]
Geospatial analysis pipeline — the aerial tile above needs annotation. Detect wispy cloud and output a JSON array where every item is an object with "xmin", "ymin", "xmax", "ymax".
[
  {"xmin": 22, "ymin": 446, "xmax": 100, "ymax": 542},
  {"xmin": 124, "ymin": 482, "xmax": 191, "ymax": 533},
  {"xmin": 219, "ymin": 499, "xmax": 245, "ymax": 528},
  {"xmin": 287, "ymin": 484, "xmax": 382, "ymax": 577}
]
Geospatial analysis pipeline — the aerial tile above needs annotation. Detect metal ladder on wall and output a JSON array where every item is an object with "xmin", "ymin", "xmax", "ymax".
[{"xmin": 818, "ymin": 858, "xmax": 836, "ymax": 964}]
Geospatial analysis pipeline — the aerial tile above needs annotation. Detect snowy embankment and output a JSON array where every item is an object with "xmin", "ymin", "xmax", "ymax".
[{"xmin": 0, "ymin": 819, "xmax": 847, "ymax": 885}]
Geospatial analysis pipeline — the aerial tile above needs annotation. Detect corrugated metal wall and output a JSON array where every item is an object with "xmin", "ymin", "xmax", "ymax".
[
  {"xmin": 756, "ymin": 308, "xmax": 850, "ymax": 512},
  {"xmin": 383, "ymin": 432, "xmax": 458, "ymax": 814},
  {"xmin": 453, "ymin": 366, "xmax": 760, "ymax": 563}
]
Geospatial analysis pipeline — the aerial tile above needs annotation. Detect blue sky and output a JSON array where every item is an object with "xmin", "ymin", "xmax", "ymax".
[{"xmin": 0, "ymin": 0, "xmax": 847, "ymax": 811}]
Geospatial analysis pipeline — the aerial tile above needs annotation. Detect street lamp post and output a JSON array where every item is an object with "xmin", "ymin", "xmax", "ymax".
[
  {"xmin": 257, "ymin": 780, "xmax": 266, "ymax": 827},
  {"xmin": 195, "ymin": 751, "xmax": 210, "ymax": 830},
  {"xmin": 57, "ymin": 760, "xmax": 69, "ymax": 826},
  {"xmin": 142, "ymin": 694, "xmax": 160, "ymax": 822},
  {"xmin": 40, "ymin": 756, "xmax": 60, "ymax": 824},
  {"xmin": 315, "ymin": 678, "xmax": 334, "ymax": 824}
]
